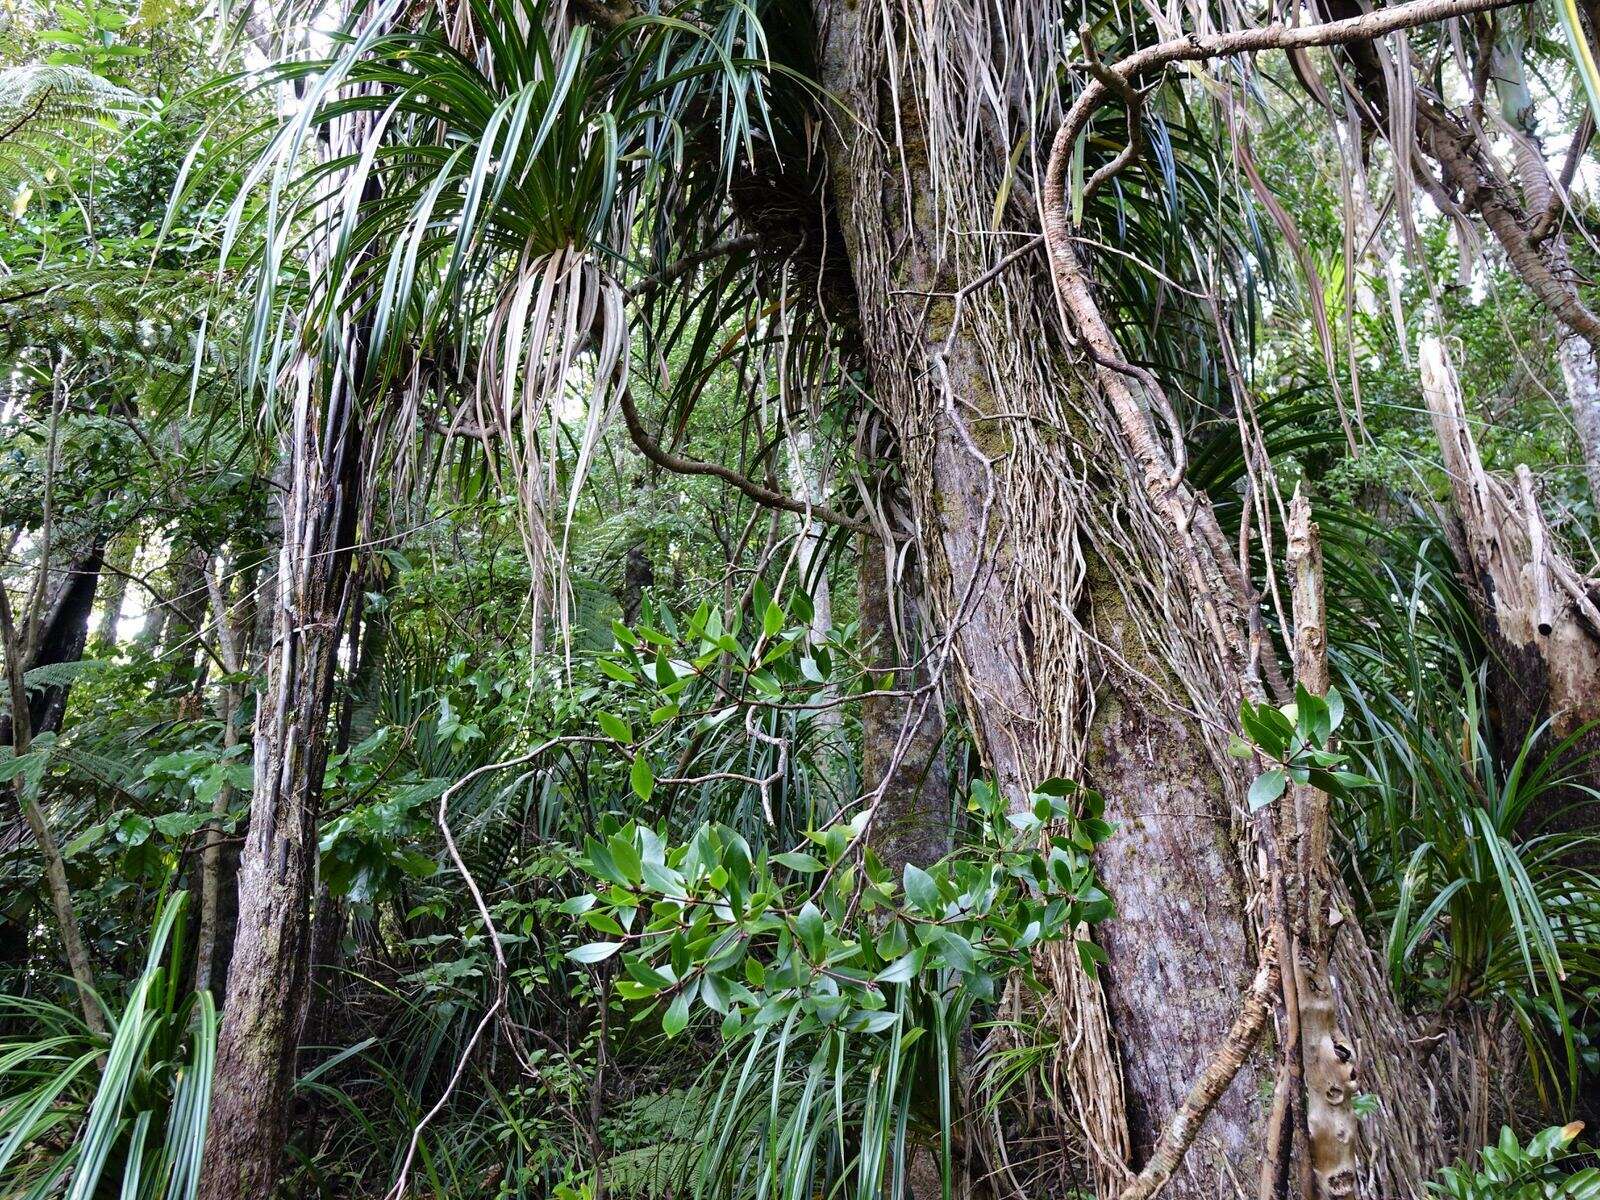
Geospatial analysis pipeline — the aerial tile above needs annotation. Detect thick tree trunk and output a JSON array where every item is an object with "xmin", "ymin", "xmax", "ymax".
[
  {"xmin": 814, "ymin": 3, "xmax": 1459, "ymax": 1192},
  {"xmin": 812, "ymin": 6, "xmax": 1261, "ymax": 1190},
  {"xmin": 0, "ymin": 535, "xmax": 103, "ymax": 981},
  {"xmin": 0, "ymin": 541, "xmax": 107, "ymax": 1034},
  {"xmin": 857, "ymin": 534, "xmax": 949, "ymax": 877}
]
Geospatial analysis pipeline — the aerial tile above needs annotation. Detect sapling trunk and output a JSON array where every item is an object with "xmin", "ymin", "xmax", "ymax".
[{"xmin": 1287, "ymin": 493, "xmax": 1361, "ymax": 1199}]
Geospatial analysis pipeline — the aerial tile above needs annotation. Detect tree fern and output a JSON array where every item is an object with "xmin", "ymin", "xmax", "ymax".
[{"xmin": 0, "ymin": 64, "xmax": 142, "ymax": 194}]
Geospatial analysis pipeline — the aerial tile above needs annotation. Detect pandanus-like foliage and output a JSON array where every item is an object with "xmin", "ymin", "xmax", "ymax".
[
  {"xmin": 176, "ymin": 0, "xmax": 782, "ymax": 648},
  {"xmin": 0, "ymin": 893, "xmax": 215, "ymax": 1200}
]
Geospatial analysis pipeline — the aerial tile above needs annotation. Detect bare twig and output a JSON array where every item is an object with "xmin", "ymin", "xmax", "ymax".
[{"xmin": 383, "ymin": 995, "xmax": 502, "ymax": 1200}]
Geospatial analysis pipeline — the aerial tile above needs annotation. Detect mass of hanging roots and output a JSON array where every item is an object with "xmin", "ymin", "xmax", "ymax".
[{"xmin": 815, "ymin": 0, "xmax": 1492, "ymax": 1194}]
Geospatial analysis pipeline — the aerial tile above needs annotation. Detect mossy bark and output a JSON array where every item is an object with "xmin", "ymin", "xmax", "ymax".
[
  {"xmin": 858, "ymin": 534, "xmax": 951, "ymax": 877},
  {"xmin": 812, "ymin": 2, "xmax": 1460, "ymax": 1192}
]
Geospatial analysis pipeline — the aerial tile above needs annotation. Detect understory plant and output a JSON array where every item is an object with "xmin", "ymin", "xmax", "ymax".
[
  {"xmin": 1429, "ymin": 1122, "xmax": 1598, "ymax": 1200},
  {"xmin": 563, "ymin": 775, "xmax": 1113, "ymax": 1198},
  {"xmin": 1337, "ymin": 569, "xmax": 1600, "ymax": 1105},
  {"xmin": 0, "ymin": 891, "xmax": 215, "ymax": 1200}
]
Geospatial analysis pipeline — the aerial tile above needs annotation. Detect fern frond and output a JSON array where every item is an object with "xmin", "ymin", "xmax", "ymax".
[
  {"xmin": 0, "ymin": 64, "xmax": 143, "ymax": 192},
  {"xmin": 0, "ymin": 267, "xmax": 210, "ymax": 362}
]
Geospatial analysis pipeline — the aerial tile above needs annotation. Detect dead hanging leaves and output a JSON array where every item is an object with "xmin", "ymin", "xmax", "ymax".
[{"xmin": 475, "ymin": 246, "xmax": 627, "ymax": 656}]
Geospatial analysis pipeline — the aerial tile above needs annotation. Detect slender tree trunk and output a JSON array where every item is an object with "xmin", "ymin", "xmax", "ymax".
[
  {"xmin": 199, "ymin": 410, "xmax": 366, "ymax": 1198},
  {"xmin": 194, "ymin": 682, "xmax": 240, "ymax": 998},
  {"xmin": 1557, "ymin": 334, "xmax": 1600, "ymax": 502},
  {"xmin": 91, "ymin": 530, "xmax": 137, "ymax": 650},
  {"xmin": 194, "ymin": 548, "xmax": 251, "ymax": 998},
  {"xmin": 0, "ymin": 524, "xmax": 104, "ymax": 985},
  {"xmin": 159, "ymin": 540, "xmax": 212, "ymax": 689},
  {"xmin": 303, "ymin": 569, "xmax": 384, "ymax": 1047},
  {"xmin": 813, "ymin": 3, "xmax": 1459, "ymax": 1192},
  {"xmin": 205, "ymin": 542, "xmax": 278, "ymax": 1001}
]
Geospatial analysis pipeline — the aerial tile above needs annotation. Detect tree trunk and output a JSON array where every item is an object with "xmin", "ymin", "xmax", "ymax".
[
  {"xmin": 159, "ymin": 540, "xmax": 212, "ymax": 690},
  {"xmin": 1557, "ymin": 333, "xmax": 1600, "ymax": 504},
  {"xmin": 0, "ymin": 543, "xmax": 105, "ymax": 749},
  {"xmin": 0, "ymin": 542, "xmax": 107, "ymax": 1035},
  {"xmin": 857, "ymin": 533, "xmax": 949, "ymax": 877},
  {"xmin": 813, "ymin": 3, "xmax": 1459, "ymax": 1192},
  {"xmin": 1489, "ymin": 24, "xmax": 1600, "ymax": 510},
  {"xmin": 198, "ymin": 540, "xmax": 276, "ymax": 1003},
  {"xmin": 199, "ymin": 417, "xmax": 365, "ymax": 1199},
  {"xmin": 813, "ymin": 5, "xmax": 1261, "ymax": 1188},
  {"xmin": 91, "ymin": 530, "xmax": 137, "ymax": 650},
  {"xmin": 193, "ymin": 550, "xmax": 245, "ymax": 998},
  {"xmin": 0, "ymin": 533, "xmax": 104, "ymax": 982}
]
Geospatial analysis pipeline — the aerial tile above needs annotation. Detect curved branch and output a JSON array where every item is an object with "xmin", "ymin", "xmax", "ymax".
[
  {"xmin": 1080, "ymin": 52, "xmax": 1146, "ymax": 205},
  {"xmin": 628, "ymin": 235, "xmax": 763, "ymax": 302},
  {"xmin": 618, "ymin": 386, "xmax": 869, "ymax": 533},
  {"xmin": 1417, "ymin": 104, "xmax": 1600, "ymax": 344},
  {"xmin": 1050, "ymin": 0, "xmax": 1521, "ymax": 177},
  {"xmin": 1035, "ymin": 0, "xmax": 1530, "ymax": 656}
]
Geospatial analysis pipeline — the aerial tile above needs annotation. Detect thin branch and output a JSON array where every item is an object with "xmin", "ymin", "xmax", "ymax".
[
  {"xmin": 628, "ymin": 235, "xmax": 762, "ymax": 302},
  {"xmin": 1048, "ymin": 0, "xmax": 1523, "ymax": 224},
  {"xmin": 617, "ymin": 387, "xmax": 869, "ymax": 532},
  {"xmin": 383, "ymin": 995, "xmax": 502, "ymax": 1200}
]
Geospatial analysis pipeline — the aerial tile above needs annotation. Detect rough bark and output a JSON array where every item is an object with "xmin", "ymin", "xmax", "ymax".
[
  {"xmin": 1287, "ymin": 495, "xmax": 1361, "ymax": 1200},
  {"xmin": 813, "ymin": 2, "xmax": 1472, "ymax": 1192},
  {"xmin": 1420, "ymin": 335, "xmax": 1600, "ymax": 840},
  {"xmin": 857, "ymin": 534, "xmax": 949, "ymax": 877},
  {"xmin": 199, "ymin": 418, "xmax": 365, "ymax": 1199},
  {"xmin": 813, "ymin": 5, "xmax": 1265, "ymax": 1189}
]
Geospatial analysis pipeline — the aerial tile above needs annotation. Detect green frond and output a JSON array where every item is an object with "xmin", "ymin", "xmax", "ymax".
[{"xmin": 0, "ymin": 64, "xmax": 143, "ymax": 193}]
